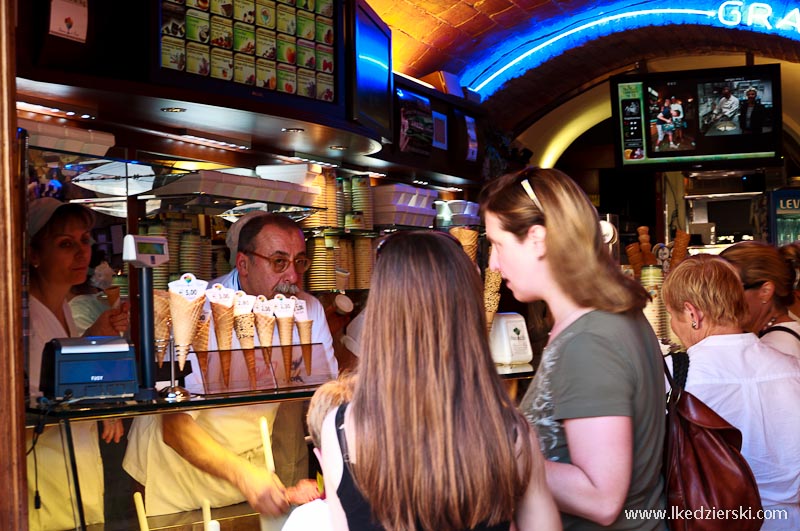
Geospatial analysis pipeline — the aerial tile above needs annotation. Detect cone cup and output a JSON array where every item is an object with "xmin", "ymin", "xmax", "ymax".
[
  {"xmin": 255, "ymin": 314, "xmax": 276, "ymax": 368},
  {"xmin": 192, "ymin": 317, "xmax": 211, "ymax": 383},
  {"xmin": 219, "ymin": 351, "xmax": 232, "ymax": 387},
  {"xmin": 486, "ymin": 310, "xmax": 496, "ymax": 334},
  {"xmin": 153, "ymin": 290, "xmax": 171, "ymax": 368},
  {"xmin": 296, "ymin": 320, "xmax": 313, "ymax": 375},
  {"xmin": 211, "ymin": 302, "xmax": 234, "ymax": 351},
  {"xmin": 234, "ymin": 313, "xmax": 257, "ymax": 389},
  {"xmin": 277, "ymin": 316, "xmax": 295, "ymax": 381},
  {"xmin": 105, "ymin": 286, "xmax": 121, "ymax": 308},
  {"xmin": 169, "ymin": 292, "xmax": 205, "ymax": 370}
]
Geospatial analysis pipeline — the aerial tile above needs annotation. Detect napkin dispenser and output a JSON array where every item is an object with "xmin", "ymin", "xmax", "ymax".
[
  {"xmin": 39, "ymin": 337, "xmax": 138, "ymax": 400},
  {"xmin": 489, "ymin": 313, "xmax": 534, "ymax": 366}
]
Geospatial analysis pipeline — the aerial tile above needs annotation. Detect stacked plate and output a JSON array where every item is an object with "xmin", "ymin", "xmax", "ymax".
[
  {"xmin": 335, "ymin": 177, "xmax": 347, "ymax": 228},
  {"xmin": 351, "ymin": 176, "xmax": 374, "ymax": 230},
  {"xmin": 179, "ymin": 231, "xmax": 213, "ymax": 282},
  {"xmin": 353, "ymin": 237, "xmax": 375, "ymax": 289},
  {"xmin": 342, "ymin": 177, "xmax": 353, "ymax": 214},
  {"xmin": 212, "ymin": 243, "xmax": 232, "ymax": 279},
  {"xmin": 324, "ymin": 173, "xmax": 339, "ymax": 227},
  {"xmin": 300, "ymin": 173, "xmax": 328, "ymax": 228},
  {"xmin": 305, "ymin": 237, "xmax": 336, "ymax": 291},
  {"xmin": 145, "ymin": 223, "xmax": 170, "ymax": 290},
  {"xmin": 166, "ymin": 218, "xmax": 193, "ymax": 274}
]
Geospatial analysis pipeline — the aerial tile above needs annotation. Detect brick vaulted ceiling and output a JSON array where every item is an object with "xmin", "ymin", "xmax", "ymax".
[{"xmin": 366, "ymin": 0, "xmax": 800, "ymax": 136}]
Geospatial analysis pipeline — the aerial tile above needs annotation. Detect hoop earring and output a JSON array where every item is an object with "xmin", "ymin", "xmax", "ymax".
[{"xmin": 691, "ymin": 320, "xmax": 698, "ymax": 329}]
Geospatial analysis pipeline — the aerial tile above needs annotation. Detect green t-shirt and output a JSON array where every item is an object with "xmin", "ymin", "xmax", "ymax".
[{"xmin": 520, "ymin": 310, "xmax": 667, "ymax": 530}]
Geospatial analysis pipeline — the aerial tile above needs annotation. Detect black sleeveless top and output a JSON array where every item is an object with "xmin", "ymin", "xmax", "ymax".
[{"xmin": 334, "ymin": 405, "xmax": 512, "ymax": 531}]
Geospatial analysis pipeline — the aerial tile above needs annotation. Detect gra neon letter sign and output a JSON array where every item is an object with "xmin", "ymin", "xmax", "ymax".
[{"xmin": 717, "ymin": 1, "xmax": 800, "ymax": 31}]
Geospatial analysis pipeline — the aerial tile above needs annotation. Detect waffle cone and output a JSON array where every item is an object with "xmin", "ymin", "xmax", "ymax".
[
  {"xmin": 486, "ymin": 310, "xmax": 497, "ymax": 333},
  {"xmin": 153, "ymin": 290, "xmax": 171, "ymax": 367},
  {"xmin": 105, "ymin": 286, "xmax": 121, "ymax": 307},
  {"xmin": 277, "ymin": 316, "xmax": 295, "ymax": 381},
  {"xmin": 211, "ymin": 301, "xmax": 234, "ymax": 351},
  {"xmin": 255, "ymin": 313, "xmax": 276, "ymax": 346},
  {"xmin": 192, "ymin": 318, "xmax": 211, "ymax": 382},
  {"xmin": 169, "ymin": 292, "xmax": 205, "ymax": 368},
  {"xmin": 220, "ymin": 351, "xmax": 231, "ymax": 387},
  {"xmin": 260, "ymin": 346, "xmax": 273, "ymax": 371},
  {"xmin": 296, "ymin": 320, "xmax": 313, "ymax": 375},
  {"xmin": 234, "ymin": 313, "xmax": 256, "ymax": 349},
  {"xmin": 243, "ymin": 349, "xmax": 257, "ymax": 390}
]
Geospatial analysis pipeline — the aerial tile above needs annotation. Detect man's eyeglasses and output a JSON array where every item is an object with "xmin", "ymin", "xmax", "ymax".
[
  {"xmin": 521, "ymin": 178, "xmax": 545, "ymax": 216},
  {"xmin": 247, "ymin": 250, "xmax": 312, "ymax": 274}
]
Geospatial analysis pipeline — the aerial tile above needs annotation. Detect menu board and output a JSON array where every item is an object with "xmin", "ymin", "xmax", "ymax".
[{"xmin": 159, "ymin": 0, "xmax": 336, "ymax": 101}]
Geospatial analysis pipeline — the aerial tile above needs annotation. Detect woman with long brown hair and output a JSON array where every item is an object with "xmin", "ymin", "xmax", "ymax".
[
  {"xmin": 319, "ymin": 230, "xmax": 560, "ymax": 531},
  {"xmin": 480, "ymin": 167, "xmax": 666, "ymax": 530}
]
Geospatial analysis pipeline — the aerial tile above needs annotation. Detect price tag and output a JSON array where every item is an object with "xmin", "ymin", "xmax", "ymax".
[
  {"xmin": 169, "ymin": 273, "xmax": 208, "ymax": 301},
  {"xmin": 206, "ymin": 283, "xmax": 235, "ymax": 306},
  {"xmin": 271, "ymin": 293, "xmax": 295, "ymax": 317},
  {"xmin": 234, "ymin": 290, "xmax": 257, "ymax": 314},
  {"xmin": 254, "ymin": 294, "xmax": 274, "ymax": 316},
  {"xmin": 292, "ymin": 297, "xmax": 309, "ymax": 321}
]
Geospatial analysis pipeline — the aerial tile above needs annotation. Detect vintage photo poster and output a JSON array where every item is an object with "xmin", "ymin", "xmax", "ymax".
[
  {"xmin": 465, "ymin": 115, "xmax": 478, "ymax": 161},
  {"xmin": 49, "ymin": 0, "xmax": 88, "ymax": 43},
  {"xmin": 398, "ymin": 89, "xmax": 433, "ymax": 156}
]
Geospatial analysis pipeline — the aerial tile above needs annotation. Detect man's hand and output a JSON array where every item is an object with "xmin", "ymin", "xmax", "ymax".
[{"xmin": 237, "ymin": 464, "xmax": 290, "ymax": 516}]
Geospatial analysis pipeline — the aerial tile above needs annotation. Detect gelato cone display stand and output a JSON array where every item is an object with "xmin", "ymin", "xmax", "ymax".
[{"xmin": 122, "ymin": 233, "xmax": 177, "ymax": 400}]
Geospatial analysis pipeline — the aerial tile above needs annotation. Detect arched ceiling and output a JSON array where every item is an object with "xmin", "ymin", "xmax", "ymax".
[{"xmin": 366, "ymin": 0, "xmax": 800, "ymax": 136}]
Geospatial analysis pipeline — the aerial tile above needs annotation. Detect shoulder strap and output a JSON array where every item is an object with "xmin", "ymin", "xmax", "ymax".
[
  {"xmin": 671, "ymin": 351, "xmax": 689, "ymax": 390},
  {"xmin": 335, "ymin": 403, "xmax": 351, "ymax": 463},
  {"xmin": 758, "ymin": 325, "xmax": 800, "ymax": 342}
]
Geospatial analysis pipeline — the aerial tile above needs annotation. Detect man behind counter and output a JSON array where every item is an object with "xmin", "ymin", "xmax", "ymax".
[{"xmin": 123, "ymin": 212, "xmax": 337, "ymax": 517}]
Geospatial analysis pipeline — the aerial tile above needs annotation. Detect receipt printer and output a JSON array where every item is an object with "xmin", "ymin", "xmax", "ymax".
[{"xmin": 39, "ymin": 337, "xmax": 138, "ymax": 400}]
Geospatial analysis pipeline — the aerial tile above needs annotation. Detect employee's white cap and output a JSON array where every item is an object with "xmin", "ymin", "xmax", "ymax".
[
  {"xmin": 28, "ymin": 197, "xmax": 65, "ymax": 239},
  {"xmin": 226, "ymin": 210, "xmax": 268, "ymax": 265}
]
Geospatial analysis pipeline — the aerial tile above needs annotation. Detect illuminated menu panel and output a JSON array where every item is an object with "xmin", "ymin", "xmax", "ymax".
[{"xmin": 159, "ymin": 0, "xmax": 335, "ymax": 101}]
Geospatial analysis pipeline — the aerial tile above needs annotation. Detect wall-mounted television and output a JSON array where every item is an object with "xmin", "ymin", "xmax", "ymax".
[
  {"xmin": 610, "ymin": 64, "xmax": 782, "ymax": 172},
  {"xmin": 346, "ymin": 0, "xmax": 393, "ymax": 143}
]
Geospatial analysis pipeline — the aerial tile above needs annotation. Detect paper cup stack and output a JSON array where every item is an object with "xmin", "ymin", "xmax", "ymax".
[
  {"xmin": 670, "ymin": 229, "xmax": 691, "ymax": 271},
  {"xmin": 305, "ymin": 237, "xmax": 335, "ymax": 291},
  {"xmin": 449, "ymin": 227, "xmax": 479, "ymax": 264},
  {"xmin": 351, "ymin": 176, "xmax": 373, "ymax": 230},
  {"xmin": 353, "ymin": 237, "xmax": 375, "ymax": 289},
  {"xmin": 641, "ymin": 265, "xmax": 667, "ymax": 340}
]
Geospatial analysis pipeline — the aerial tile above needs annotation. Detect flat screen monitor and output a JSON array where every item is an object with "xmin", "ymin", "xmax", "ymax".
[
  {"xmin": 610, "ymin": 64, "xmax": 782, "ymax": 171},
  {"xmin": 347, "ymin": 0, "xmax": 393, "ymax": 143}
]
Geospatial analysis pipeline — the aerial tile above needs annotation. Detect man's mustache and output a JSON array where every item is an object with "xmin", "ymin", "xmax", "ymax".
[{"xmin": 274, "ymin": 282, "xmax": 299, "ymax": 296}]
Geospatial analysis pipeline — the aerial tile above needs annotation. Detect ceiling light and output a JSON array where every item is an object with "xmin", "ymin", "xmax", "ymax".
[
  {"xmin": 281, "ymin": 127, "xmax": 305, "ymax": 133},
  {"xmin": 17, "ymin": 100, "xmax": 97, "ymax": 121},
  {"xmin": 160, "ymin": 107, "xmax": 187, "ymax": 113},
  {"xmin": 178, "ymin": 128, "xmax": 251, "ymax": 150},
  {"xmin": 329, "ymin": 145, "xmax": 347, "ymax": 151}
]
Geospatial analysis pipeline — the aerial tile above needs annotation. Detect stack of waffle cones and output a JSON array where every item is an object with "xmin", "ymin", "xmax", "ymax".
[
  {"xmin": 255, "ymin": 310, "xmax": 276, "ymax": 371},
  {"xmin": 449, "ymin": 227, "xmax": 479, "ymax": 264},
  {"xmin": 296, "ymin": 320, "xmax": 313, "ymax": 375},
  {"xmin": 153, "ymin": 290, "xmax": 171, "ymax": 368},
  {"xmin": 233, "ymin": 292, "xmax": 258, "ymax": 390},
  {"xmin": 211, "ymin": 299, "xmax": 234, "ymax": 387},
  {"xmin": 169, "ymin": 290, "xmax": 206, "ymax": 370},
  {"xmin": 192, "ymin": 310, "xmax": 212, "ymax": 385},
  {"xmin": 484, "ymin": 246, "xmax": 502, "ymax": 333},
  {"xmin": 670, "ymin": 229, "xmax": 691, "ymax": 271},
  {"xmin": 277, "ymin": 316, "xmax": 295, "ymax": 381}
]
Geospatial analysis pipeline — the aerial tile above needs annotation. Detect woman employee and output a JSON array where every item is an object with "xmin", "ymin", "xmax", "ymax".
[{"xmin": 27, "ymin": 197, "xmax": 128, "ymax": 531}]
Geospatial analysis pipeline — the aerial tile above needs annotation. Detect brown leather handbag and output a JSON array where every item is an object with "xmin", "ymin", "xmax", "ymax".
[{"xmin": 663, "ymin": 353, "xmax": 763, "ymax": 531}]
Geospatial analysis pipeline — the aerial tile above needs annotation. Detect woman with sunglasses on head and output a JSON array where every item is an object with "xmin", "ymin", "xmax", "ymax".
[
  {"xmin": 319, "ymin": 230, "xmax": 561, "ymax": 531},
  {"xmin": 721, "ymin": 241, "xmax": 800, "ymax": 359},
  {"xmin": 27, "ymin": 198, "xmax": 129, "ymax": 531},
  {"xmin": 480, "ymin": 168, "xmax": 666, "ymax": 530},
  {"xmin": 123, "ymin": 212, "xmax": 334, "ymax": 518}
]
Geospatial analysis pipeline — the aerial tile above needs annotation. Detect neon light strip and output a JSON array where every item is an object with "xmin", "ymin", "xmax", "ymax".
[{"xmin": 470, "ymin": 8, "xmax": 715, "ymax": 94}]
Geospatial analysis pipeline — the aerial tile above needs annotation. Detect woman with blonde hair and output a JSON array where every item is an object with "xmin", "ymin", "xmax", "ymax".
[
  {"xmin": 480, "ymin": 167, "xmax": 666, "ymax": 530},
  {"xmin": 720, "ymin": 240, "xmax": 800, "ymax": 358},
  {"xmin": 662, "ymin": 254, "xmax": 800, "ymax": 529},
  {"xmin": 319, "ymin": 230, "xmax": 560, "ymax": 531}
]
